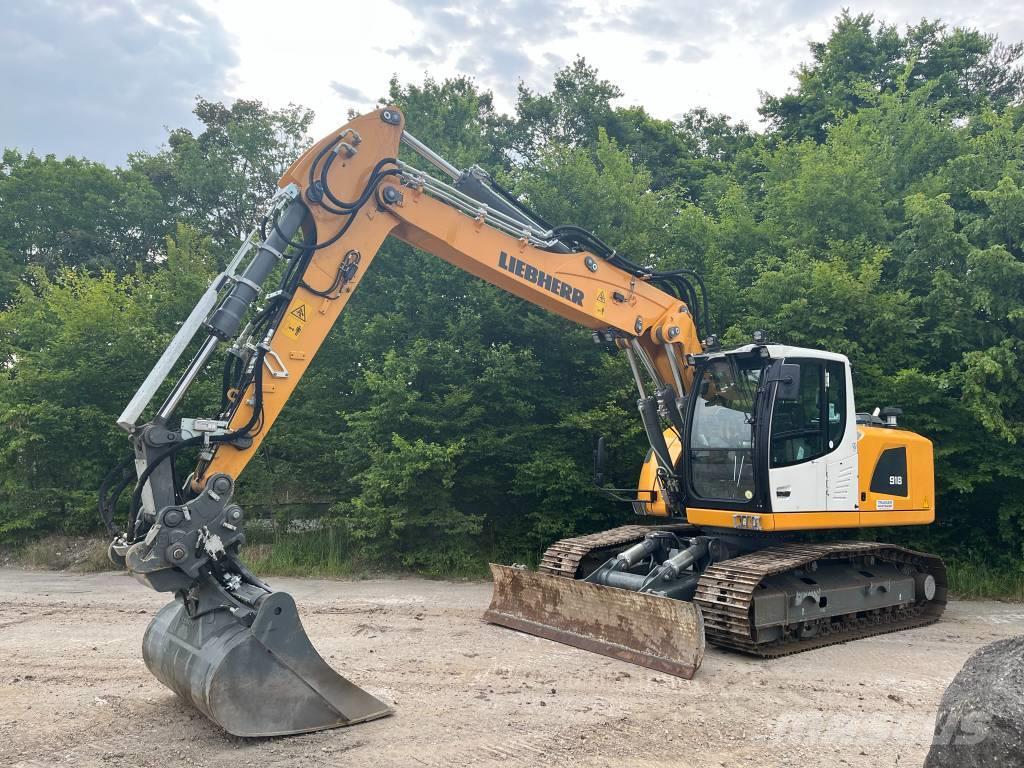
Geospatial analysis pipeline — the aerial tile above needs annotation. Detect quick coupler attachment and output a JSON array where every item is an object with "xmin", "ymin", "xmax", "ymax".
[{"xmin": 121, "ymin": 471, "xmax": 391, "ymax": 736}]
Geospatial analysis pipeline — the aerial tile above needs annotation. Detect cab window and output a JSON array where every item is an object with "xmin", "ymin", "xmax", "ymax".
[
  {"xmin": 770, "ymin": 358, "xmax": 847, "ymax": 467},
  {"xmin": 826, "ymin": 360, "xmax": 847, "ymax": 449},
  {"xmin": 688, "ymin": 356, "xmax": 763, "ymax": 502}
]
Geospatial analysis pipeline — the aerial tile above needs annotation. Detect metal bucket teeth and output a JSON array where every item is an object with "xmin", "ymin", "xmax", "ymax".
[
  {"xmin": 484, "ymin": 564, "xmax": 705, "ymax": 679},
  {"xmin": 143, "ymin": 591, "xmax": 392, "ymax": 737}
]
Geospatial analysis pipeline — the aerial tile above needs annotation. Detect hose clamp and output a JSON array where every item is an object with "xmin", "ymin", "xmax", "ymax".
[
  {"xmin": 260, "ymin": 242, "xmax": 285, "ymax": 261},
  {"xmin": 232, "ymin": 275, "xmax": 262, "ymax": 294}
]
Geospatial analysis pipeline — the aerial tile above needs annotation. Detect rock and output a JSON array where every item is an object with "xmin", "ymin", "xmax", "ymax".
[{"xmin": 925, "ymin": 635, "xmax": 1024, "ymax": 767}]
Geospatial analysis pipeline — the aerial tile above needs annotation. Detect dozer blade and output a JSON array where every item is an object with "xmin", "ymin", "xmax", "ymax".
[
  {"xmin": 484, "ymin": 564, "xmax": 705, "ymax": 679},
  {"xmin": 143, "ymin": 590, "xmax": 392, "ymax": 737}
]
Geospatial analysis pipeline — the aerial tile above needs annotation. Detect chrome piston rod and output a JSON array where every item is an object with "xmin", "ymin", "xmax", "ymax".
[
  {"xmin": 401, "ymin": 131, "xmax": 462, "ymax": 179},
  {"xmin": 116, "ymin": 234, "xmax": 258, "ymax": 430}
]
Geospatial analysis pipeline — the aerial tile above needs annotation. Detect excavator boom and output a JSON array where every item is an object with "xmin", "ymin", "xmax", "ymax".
[{"xmin": 103, "ymin": 107, "xmax": 708, "ymax": 736}]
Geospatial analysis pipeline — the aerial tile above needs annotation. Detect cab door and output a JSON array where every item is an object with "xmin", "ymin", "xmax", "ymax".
[
  {"xmin": 767, "ymin": 358, "xmax": 827, "ymax": 512},
  {"xmin": 767, "ymin": 357, "xmax": 856, "ymax": 513}
]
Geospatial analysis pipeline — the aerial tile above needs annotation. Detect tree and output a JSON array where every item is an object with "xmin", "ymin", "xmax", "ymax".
[
  {"xmin": 2, "ymin": 19, "xmax": 1024, "ymax": 579},
  {"xmin": 0, "ymin": 226, "xmax": 216, "ymax": 538},
  {"xmin": 510, "ymin": 57, "xmax": 624, "ymax": 156},
  {"xmin": 0, "ymin": 149, "xmax": 164, "ymax": 304},
  {"xmin": 761, "ymin": 12, "xmax": 1024, "ymax": 142},
  {"xmin": 129, "ymin": 98, "xmax": 315, "ymax": 254}
]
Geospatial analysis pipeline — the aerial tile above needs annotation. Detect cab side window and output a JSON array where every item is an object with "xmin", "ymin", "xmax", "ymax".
[
  {"xmin": 826, "ymin": 360, "xmax": 847, "ymax": 450},
  {"xmin": 770, "ymin": 358, "xmax": 848, "ymax": 467}
]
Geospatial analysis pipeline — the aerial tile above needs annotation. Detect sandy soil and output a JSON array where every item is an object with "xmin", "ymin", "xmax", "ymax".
[{"xmin": 1, "ymin": 568, "xmax": 1020, "ymax": 768}]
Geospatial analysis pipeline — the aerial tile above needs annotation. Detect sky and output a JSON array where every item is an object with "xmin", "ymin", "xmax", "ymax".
[{"xmin": 2, "ymin": 0, "xmax": 1023, "ymax": 166}]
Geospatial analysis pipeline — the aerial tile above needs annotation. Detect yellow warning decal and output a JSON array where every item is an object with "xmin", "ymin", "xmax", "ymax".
[
  {"xmin": 594, "ymin": 289, "xmax": 607, "ymax": 318},
  {"xmin": 282, "ymin": 302, "xmax": 307, "ymax": 339}
]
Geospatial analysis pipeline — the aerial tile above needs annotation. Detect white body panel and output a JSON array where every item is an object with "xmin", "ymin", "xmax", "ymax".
[
  {"xmin": 763, "ymin": 347, "xmax": 859, "ymax": 513},
  {"xmin": 770, "ymin": 456, "xmax": 827, "ymax": 512}
]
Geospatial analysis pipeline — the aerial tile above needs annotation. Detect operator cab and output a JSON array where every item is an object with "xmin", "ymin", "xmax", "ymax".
[{"xmin": 681, "ymin": 344, "xmax": 858, "ymax": 517}]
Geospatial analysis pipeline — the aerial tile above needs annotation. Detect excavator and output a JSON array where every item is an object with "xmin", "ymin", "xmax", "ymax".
[{"xmin": 100, "ymin": 106, "xmax": 946, "ymax": 737}]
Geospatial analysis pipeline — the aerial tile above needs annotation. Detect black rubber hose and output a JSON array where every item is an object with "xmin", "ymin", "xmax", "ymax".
[
  {"xmin": 98, "ymin": 453, "xmax": 135, "ymax": 537},
  {"xmin": 305, "ymin": 137, "xmax": 337, "ymax": 189},
  {"xmin": 483, "ymin": 172, "xmax": 556, "ymax": 231},
  {"xmin": 269, "ymin": 173, "xmax": 393, "ymax": 253},
  {"xmin": 127, "ymin": 345, "xmax": 269, "ymax": 538},
  {"xmin": 106, "ymin": 472, "xmax": 137, "ymax": 534},
  {"xmin": 127, "ymin": 435, "xmax": 204, "ymax": 538},
  {"xmin": 300, "ymin": 265, "xmax": 346, "ymax": 298},
  {"xmin": 220, "ymin": 354, "xmax": 241, "ymax": 412},
  {"xmin": 320, "ymin": 156, "xmax": 399, "ymax": 210},
  {"xmin": 227, "ymin": 347, "xmax": 268, "ymax": 437}
]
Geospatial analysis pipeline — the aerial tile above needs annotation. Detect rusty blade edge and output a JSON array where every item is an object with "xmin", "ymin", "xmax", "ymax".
[
  {"xmin": 483, "ymin": 610, "xmax": 701, "ymax": 680},
  {"xmin": 483, "ymin": 610, "xmax": 701, "ymax": 679}
]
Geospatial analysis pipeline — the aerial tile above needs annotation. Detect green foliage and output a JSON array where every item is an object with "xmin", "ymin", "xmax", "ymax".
[
  {"xmin": 2, "ymin": 11, "xmax": 1024, "ymax": 591},
  {"xmin": 0, "ymin": 149, "xmax": 165, "ymax": 303},
  {"xmin": 130, "ymin": 98, "xmax": 315, "ymax": 254},
  {"xmin": 761, "ymin": 12, "xmax": 1024, "ymax": 142},
  {"xmin": 0, "ymin": 226, "xmax": 216, "ymax": 538}
]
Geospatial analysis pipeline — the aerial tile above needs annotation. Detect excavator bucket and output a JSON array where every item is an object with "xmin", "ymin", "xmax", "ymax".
[
  {"xmin": 143, "ymin": 589, "xmax": 392, "ymax": 737},
  {"xmin": 484, "ymin": 564, "xmax": 705, "ymax": 678}
]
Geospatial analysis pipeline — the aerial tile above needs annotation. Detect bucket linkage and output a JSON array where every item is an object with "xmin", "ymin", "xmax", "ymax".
[{"xmin": 115, "ymin": 471, "xmax": 391, "ymax": 737}]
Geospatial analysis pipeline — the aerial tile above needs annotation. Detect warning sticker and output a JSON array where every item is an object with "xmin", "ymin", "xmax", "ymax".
[
  {"xmin": 282, "ymin": 302, "xmax": 307, "ymax": 339},
  {"xmin": 876, "ymin": 498, "xmax": 894, "ymax": 511},
  {"xmin": 594, "ymin": 289, "xmax": 607, "ymax": 318}
]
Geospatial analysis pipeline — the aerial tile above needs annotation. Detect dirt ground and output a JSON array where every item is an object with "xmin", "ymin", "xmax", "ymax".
[{"xmin": 1, "ymin": 568, "xmax": 1020, "ymax": 768}]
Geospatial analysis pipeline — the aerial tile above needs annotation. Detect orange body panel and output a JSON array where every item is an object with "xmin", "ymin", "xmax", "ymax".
[
  {"xmin": 637, "ymin": 429, "xmax": 681, "ymax": 517},
  {"xmin": 196, "ymin": 111, "xmax": 404, "ymax": 484},
  {"xmin": 637, "ymin": 425, "xmax": 934, "ymax": 530},
  {"xmin": 856, "ymin": 425, "xmax": 934, "ymax": 518}
]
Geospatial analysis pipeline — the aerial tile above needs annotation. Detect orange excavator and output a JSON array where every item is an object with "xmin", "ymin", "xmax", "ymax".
[{"xmin": 101, "ymin": 107, "xmax": 945, "ymax": 737}]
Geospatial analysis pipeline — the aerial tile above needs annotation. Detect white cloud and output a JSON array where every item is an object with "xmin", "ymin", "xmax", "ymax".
[
  {"xmin": 214, "ymin": 0, "xmax": 1024, "ymax": 140},
  {"xmin": 0, "ymin": 0, "xmax": 238, "ymax": 164},
  {"xmin": 3, "ymin": 0, "xmax": 1022, "ymax": 161}
]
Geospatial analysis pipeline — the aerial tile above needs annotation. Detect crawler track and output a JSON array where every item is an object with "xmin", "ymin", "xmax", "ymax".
[
  {"xmin": 539, "ymin": 528, "xmax": 946, "ymax": 659},
  {"xmin": 538, "ymin": 523, "xmax": 699, "ymax": 578},
  {"xmin": 694, "ymin": 542, "xmax": 947, "ymax": 657}
]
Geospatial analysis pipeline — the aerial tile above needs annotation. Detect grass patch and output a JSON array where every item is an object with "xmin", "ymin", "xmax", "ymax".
[
  {"xmin": 242, "ymin": 526, "xmax": 494, "ymax": 580},
  {"xmin": 243, "ymin": 527, "xmax": 374, "ymax": 579},
  {"xmin": 12, "ymin": 535, "xmax": 114, "ymax": 572},
  {"xmin": 947, "ymin": 559, "xmax": 1024, "ymax": 601}
]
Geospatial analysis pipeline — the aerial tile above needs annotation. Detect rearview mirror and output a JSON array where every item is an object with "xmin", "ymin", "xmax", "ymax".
[
  {"xmin": 593, "ymin": 436, "xmax": 607, "ymax": 485},
  {"xmin": 774, "ymin": 363, "xmax": 801, "ymax": 401}
]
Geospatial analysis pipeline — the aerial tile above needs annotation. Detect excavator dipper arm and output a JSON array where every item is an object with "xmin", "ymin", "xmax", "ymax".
[{"xmin": 103, "ymin": 107, "xmax": 705, "ymax": 737}]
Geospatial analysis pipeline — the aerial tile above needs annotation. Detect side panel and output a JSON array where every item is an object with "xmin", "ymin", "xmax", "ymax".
[
  {"xmin": 635, "ymin": 429, "xmax": 681, "ymax": 518},
  {"xmin": 857, "ymin": 426, "xmax": 934, "ymax": 521},
  {"xmin": 686, "ymin": 507, "xmax": 861, "ymax": 532},
  {"xmin": 825, "ymin": 456, "xmax": 858, "ymax": 509},
  {"xmin": 685, "ymin": 507, "xmax": 931, "ymax": 532},
  {"xmin": 768, "ymin": 460, "xmax": 826, "ymax": 512}
]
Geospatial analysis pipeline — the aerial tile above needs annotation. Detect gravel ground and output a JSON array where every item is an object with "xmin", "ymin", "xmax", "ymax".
[{"xmin": 1, "ymin": 568, "xmax": 1020, "ymax": 768}]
